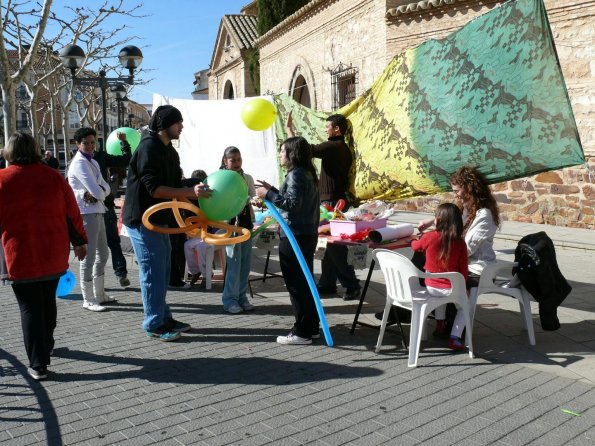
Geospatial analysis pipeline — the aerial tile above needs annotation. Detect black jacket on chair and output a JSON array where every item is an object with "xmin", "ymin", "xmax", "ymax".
[{"xmin": 513, "ymin": 232, "xmax": 571, "ymax": 331}]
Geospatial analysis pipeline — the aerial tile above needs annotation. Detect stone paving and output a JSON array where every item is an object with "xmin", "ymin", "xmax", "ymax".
[{"xmin": 1, "ymin": 214, "xmax": 595, "ymax": 445}]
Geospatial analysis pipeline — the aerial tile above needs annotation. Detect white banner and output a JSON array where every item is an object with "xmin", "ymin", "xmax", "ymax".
[{"xmin": 153, "ymin": 94, "xmax": 280, "ymax": 189}]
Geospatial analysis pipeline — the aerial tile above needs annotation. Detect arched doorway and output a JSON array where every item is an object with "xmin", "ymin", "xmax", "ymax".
[
  {"xmin": 223, "ymin": 80, "xmax": 234, "ymax": 99},
  {"xmin": 291, "ymin": 74, "xmax": 310, "ymax": 108}
]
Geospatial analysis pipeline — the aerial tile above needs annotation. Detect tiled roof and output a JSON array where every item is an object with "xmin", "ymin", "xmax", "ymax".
[
  {"xmin": 5, "ymin": 48, "xmax": 61, "ymax": 71},
  {"xmin": 386, "ymin": 0, "xmax": 465, "ymax": 17},
  {"xmin": 223, "ymin": 14, "xmax": 258, "ymax": 50}
]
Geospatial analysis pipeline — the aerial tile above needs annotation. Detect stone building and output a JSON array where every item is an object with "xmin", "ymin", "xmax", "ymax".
[
  {"xmin": 256, "ymin": 0, "xmax": 595, "ymax": 229},
  {"xmin": 208, "ymin": 7, "xmax": 259, "ymax": 100}
]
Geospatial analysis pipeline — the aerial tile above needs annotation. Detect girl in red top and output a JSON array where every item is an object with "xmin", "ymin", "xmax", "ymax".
[{"xmin": 411, "ymin": 203, "xmax": 468, "ymax": 350}]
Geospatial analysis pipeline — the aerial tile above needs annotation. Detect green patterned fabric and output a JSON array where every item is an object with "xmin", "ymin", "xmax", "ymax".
[{"xmin": 273, "ymin": 0, "xmax": 584, "ymax": 202}]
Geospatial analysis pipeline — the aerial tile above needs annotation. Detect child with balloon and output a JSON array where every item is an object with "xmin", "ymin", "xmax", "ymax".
[
  {"xmin": 220, "ymin": 147, "xmax": 256, "ymax": 314},
  {"xmin": 255, "ymin": 136, "xmax": 320, "ymax": 345}
]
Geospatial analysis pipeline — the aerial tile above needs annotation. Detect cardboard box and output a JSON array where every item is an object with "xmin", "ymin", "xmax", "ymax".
[{"xmin": 329, "ymin": 218, "xmax": 387, "ymax": 237}]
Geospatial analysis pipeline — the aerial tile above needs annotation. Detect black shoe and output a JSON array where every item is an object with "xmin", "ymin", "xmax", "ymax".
[
  {"xmin": 189, "ymin": 273, "xmax": 201, "ymax": 286},
  {"xmin": 375, "ymin": 307, "xmax": 412, "ymax": 324},
  {"xmin": 168, "ymin": 280, "xmax": 186, "ymax": 288},
  {"xmin": 316, "ymin": 285, "xmax": 337, "ymax": 295},
  {"xmin": 343, "ymin": 288, "xmax": 361, "ymax": 301},
  {"xmin": 375, "ymin": 310, "xmax": 397, "ymax": 325}
]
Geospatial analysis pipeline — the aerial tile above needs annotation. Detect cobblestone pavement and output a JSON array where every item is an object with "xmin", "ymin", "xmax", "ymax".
[{"xmin": 1, "ymin": 214, "xmax": 594, "ymax": 445}]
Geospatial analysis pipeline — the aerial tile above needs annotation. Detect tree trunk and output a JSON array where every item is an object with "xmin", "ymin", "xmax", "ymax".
[{"xmin": 1, "ymin": 83, "xmax": 16, "ymax": 141}]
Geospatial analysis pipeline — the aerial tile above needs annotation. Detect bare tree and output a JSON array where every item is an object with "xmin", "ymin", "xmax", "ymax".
[
  {"xmin": 0, "ymin": 0, "xmax": 53, "ymax": 142},
  {"xmin": 0, "ymin": 0, "xmax": 145, "ymax": 160}
]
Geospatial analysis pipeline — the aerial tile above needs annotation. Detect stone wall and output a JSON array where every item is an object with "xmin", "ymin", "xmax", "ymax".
[
  {"xmin": 388, "ymin": 0, "xmax": 595, "ymax": 229},
  {"xmin": 393, "ymin": 158, "xmax": 595, "ymax": 229},
  {"xmin": 258, "ymin": 0, "xmax": 389, "ymax": 111}
]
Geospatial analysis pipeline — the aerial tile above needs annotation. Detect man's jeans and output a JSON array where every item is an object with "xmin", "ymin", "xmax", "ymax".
[
  {"xmin": 126, "ymin": 224, "xmax": 172, "ymax": 331},
  {"xmin": 104, "ymin": 207, "xmax": 127, "ymax": 278},
  {"xmin": 222, "ymin": 238, "xmax": 252, "ymax": 310}
]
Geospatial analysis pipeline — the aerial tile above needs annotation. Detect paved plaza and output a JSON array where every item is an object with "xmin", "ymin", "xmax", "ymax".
[{"xmin": 1, "ymin": 212, "xmax": 595, "ymax": 445}]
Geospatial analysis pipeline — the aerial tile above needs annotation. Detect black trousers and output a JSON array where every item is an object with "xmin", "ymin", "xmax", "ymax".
[
  {"xmin": 279, "ymin": 235, "xmax": 319, "ymax": 338},
  {"xmin": 169, "ymin": 233, "xmax": 187, "ymax": 284},
  {"xmin": 319, "ymin": 199, "xmax": 360, "ymax": 291},
  {"xmin": 12, "ymin": 278, "xmax": 59, "ymax": 370}
]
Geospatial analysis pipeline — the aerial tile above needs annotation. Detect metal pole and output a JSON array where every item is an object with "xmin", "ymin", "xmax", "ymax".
[
  {"xmin": 100, "ymin": 70, "xmax": 107, "ymax": 152},
  {"xmin": 117, "ymin": 99, "xmax": 122, "ymax": 127}
]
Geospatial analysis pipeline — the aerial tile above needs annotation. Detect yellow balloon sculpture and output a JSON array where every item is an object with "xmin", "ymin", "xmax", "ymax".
[{"xmin": 142, "ymin": 198, "xmax": 251, "ymax": 245}]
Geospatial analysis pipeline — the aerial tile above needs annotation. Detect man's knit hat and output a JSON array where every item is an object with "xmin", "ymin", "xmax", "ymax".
[{"xmin": 148, "ymin": 105, "xmax": 183, "ymax": 131}]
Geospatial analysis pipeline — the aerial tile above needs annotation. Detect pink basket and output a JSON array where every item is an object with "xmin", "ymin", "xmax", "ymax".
[{"xmin": 329, "ymin": 218, "xmax": 387, "ymax": 237}]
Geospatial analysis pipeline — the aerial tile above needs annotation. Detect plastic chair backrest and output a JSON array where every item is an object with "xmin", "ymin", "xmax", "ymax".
[{"xmin": 373, "ymin": 249, "xmax": 425, "ymax": 306}]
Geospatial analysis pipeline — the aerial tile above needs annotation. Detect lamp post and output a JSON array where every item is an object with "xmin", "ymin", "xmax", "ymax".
[
  {"xmin": 60, "ymin": 44, "xmax": 143, "ymax": 151},
  {"xmin": 110, "ymin": 84, "xmax": 128, "ymax": 127}
]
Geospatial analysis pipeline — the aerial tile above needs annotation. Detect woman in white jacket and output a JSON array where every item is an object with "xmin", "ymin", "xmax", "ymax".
[
  {"xmin": 68, "ymin": 128, "xmax": 113, "ymax": 312},
  {"xmin": 418, "ymin": 166, "xmax": 500, "ymax": 287},
  {"xmin": 449, "ymin": 166, "xmax": 500, "ymax": 285}
]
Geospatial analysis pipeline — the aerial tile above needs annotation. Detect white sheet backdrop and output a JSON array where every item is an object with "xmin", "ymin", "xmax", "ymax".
[{"xmin": 153, "ymin": 94, "xmax": 280, "ymax": 189}]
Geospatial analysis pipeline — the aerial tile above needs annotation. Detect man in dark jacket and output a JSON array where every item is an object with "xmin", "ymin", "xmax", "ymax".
[
  {"xmin": 286, "ymin": 112, "xmax": 361, "ymax": 301},
  {"xmin": 94, "ymin": 133, "xmax": 133, "ymax": 287},
  {"xmin": 123, "ymin": 105, "xmax": 210, "ymax": 341},
  {"xmin": 42, "ymin": 150, "xmax": 60, "ymax": 170}
]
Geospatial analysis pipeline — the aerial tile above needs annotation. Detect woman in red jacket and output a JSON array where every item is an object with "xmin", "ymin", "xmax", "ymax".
[{"xmin": 0, "ymin": 133, "xmax": 87, "ymax": 380}]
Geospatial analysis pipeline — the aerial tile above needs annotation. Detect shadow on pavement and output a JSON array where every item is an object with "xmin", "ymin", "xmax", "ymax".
[
  {"xmin": 0, "ymin": 349, "xmax": 63, "ymax": 446},
  {"xmin": 49, "ymin": 347, "xmax": 383, "ymax": 386}
]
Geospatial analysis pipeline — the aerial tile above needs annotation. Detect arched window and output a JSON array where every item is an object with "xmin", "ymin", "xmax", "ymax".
[
  {"xmin": 223, "ymin": 80, "xmax": 234, "ymax": 99},
  {"xmin": 292, "ymin": 74, "xmax": 311, "ymax": 108}
]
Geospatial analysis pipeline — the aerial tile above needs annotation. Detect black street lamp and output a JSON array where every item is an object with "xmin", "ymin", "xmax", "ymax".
[
  {"xmin": 60, "ymin": 44, "xmax": 143, "ymax": 151},
  {"xmin": 110, "ymin": 84, "xmax": 128, "ymax": 127}
]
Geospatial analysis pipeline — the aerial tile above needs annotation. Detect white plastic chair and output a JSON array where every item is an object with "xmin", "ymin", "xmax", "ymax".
[
  {"xmin": 184, "ymin": 240, "xmax": 226, "ymax": 290},
  {"xmin": 373, "ymin": 249, "xmax": 474, "ymax": 367},
  {"xmin": 469, "ymin": 260, "xmax": 535, "ymax": 345}
]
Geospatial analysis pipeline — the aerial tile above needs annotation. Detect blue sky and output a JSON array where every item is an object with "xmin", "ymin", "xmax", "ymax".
[{"xmin": 55, "ymin": 0, "xmax": 250, "ymax": 105}]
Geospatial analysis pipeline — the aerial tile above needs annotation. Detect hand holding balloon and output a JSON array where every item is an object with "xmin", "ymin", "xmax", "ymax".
[
  {"xmin": 106, "ymin": 127, "xmax": 140, "ymax": 155},
  {"xmin": 143, "ymin": 170, "xmax": 251, "ymax": 245},
  {"xmin": 193, "ymin": 183, "xmax": 212, "ymax": 198}
]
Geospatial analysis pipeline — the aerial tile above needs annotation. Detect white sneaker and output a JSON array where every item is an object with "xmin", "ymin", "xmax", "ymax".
[
  {"xmin": 101, "ymin": 293, "xmax": 117, "ymax": 304},
  {"xmin": 225, "ymin": 305, "xmax": 243, "ymax": 314},
  {"xmin": 276, "ymin": 332, "xmax": 312, "ymax": 345},
  {"xmin": 83, "ymin": 302, "xmax": 107, "ymax": 312}
]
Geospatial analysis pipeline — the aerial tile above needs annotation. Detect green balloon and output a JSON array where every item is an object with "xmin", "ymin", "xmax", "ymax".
[
  {"xmin": 106, "ymin": 127, "xmax": 141, "ymax": 155},
  {"xmin": 198, "ymin": 170, "xmax": 249, "ymax": 221}
]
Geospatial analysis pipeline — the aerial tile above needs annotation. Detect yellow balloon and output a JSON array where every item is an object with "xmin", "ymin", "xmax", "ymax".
[{"xmin": 241, "ymin": 98, "xmax": 277, "ymax": 131}]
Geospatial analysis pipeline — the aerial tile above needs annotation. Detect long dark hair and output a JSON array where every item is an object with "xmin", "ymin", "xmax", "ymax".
[
  {"xmin": 450, "ymin": 166, "xmax": 500, "ymax": 232},
  {"xmin": 219, "ymin": 146, "xmax": 240, "ymax": 170},
  {"xmin": 281, "ymin": 136, "xmax": 317, "ymax": 184},
  {"xmin": 434, "ymin": 202, "xmax": 464, "ymax": 267}
]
